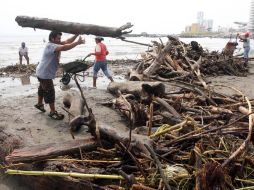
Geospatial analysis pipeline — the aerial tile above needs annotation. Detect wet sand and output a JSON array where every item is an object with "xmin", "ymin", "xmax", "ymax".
[
  {"xmin": 0, "ymin": 63, "xmax": 131, "ymax": 189},
  {"xmin": 207, "ymin": 62, "xmax": 254, "ymax": 99}
]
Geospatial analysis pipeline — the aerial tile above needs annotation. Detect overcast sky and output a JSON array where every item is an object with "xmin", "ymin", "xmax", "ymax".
[{"xmin": 0, "ymin": 0, "xmax": 252, "ymax": 36}]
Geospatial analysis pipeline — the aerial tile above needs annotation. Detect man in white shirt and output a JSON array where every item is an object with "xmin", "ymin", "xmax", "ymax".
[{"xmin": 19, "ymin": 42, "xmax": 29, "ymax": 65}]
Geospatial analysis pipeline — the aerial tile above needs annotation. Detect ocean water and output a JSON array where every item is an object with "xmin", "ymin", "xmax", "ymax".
[{"xmin": 1, "ymin": 35, "xmax": 253, "ymax": 68}]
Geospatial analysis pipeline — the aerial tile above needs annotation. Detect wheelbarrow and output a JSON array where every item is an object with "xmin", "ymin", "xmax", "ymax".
[
  {"xmin": 222, "ymin": 34, "xmax": 238, "ymax": 57},
  {"xmin": 60, "ymin": 55, "xmax": 93, "ymax": 85}
]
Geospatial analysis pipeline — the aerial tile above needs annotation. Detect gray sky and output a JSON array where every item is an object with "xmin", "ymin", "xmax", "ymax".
[{"xmin": 0, "ymin": 0, "xmax": 252, "ymax": 35}]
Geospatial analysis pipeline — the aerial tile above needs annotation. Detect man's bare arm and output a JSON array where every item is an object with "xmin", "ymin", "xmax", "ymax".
[
  {"xmin": 61, "ymin": 34, "xmax": 79, "ymax": 45},
  {"xmin": 55, "ymin": 36, "xmax": 85, "ymax": 52}
]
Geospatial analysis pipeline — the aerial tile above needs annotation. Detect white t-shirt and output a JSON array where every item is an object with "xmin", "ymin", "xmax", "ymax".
[
  {"xmin": 95, "ymin": 44, "xmax": 101, "ymax": 52},
  {"xmin": 19, "ymin": 47, "xmax": 28, "ymax": 56}
]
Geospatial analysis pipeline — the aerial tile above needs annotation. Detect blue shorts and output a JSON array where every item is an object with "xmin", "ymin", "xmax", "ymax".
[
  {"xmin": 93, "ymin": 60, "xmax": 111, "ymax": 78},
  {"xmin": 244, "ymin": 46, "xmax": 250, "ymax": 59}
]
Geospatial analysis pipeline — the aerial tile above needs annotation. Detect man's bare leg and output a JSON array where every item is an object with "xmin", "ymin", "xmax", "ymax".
[
  {"xmin": 49, "ymin": 102, "xmax": 56, "ymax": 113},
  {"xmin": 25, "ymin": 55, "xmax": 29, "ymax": 65},
  {"xmin": 108, "ymin": 76, "xmax": 114, "ymax": 82},
  {"xmin": 38, "ymin": 96, "xmax": 43, "ymax": 105},
  {"xmin": 19, "ymin": 56, "xmax": 22, "ymax": 65},
  {"xmin": 93, "ymin": 77, "xmax": 97, "ymax": 88}
]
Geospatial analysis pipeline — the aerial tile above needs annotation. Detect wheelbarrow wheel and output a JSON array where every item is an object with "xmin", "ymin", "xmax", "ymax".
[{"xmin": 60, "ymin": 73, "xmax": 71, "ymax": 85}]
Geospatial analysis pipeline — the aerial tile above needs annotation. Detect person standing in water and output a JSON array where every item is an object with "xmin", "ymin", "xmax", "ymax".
[{"xmin": 19, "ymin": 42, "xmax": 29, "ymax": 65}]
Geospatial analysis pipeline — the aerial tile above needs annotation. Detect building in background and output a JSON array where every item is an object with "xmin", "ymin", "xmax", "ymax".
[
  {"xmin": 183, "ymin": 12, "xmax": 213, "ymax": 35},
  {"xmin": 181, "ymin": 5, "xmax": 252, "ymax": 37},
  {"xmin": 249, "ymin": 0, "xmax": 254, "ymax": 34},
  {"xmin": 202, "ymin": 19, "xmax": 213, "ymax": 32},
  {"xmin": 190, "ymin": 23, "xmax": 200, "ymax": 33},
  {"xmin": 197, "ymin": 11, "xmax": 204, "ymax": 26}
]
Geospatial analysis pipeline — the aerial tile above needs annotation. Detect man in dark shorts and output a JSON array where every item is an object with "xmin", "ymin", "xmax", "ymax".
[{"xmin": 35, "ymin": 31, "xmax": 85, "ymax": 120}]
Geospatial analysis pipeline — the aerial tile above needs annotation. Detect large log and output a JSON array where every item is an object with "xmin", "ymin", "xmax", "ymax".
[
  {"xmin": 69, "ymin": 115, "xmax": 153, "ymax": 156},
  {"xmin": 5, "ymin": 137, "xmax": 98, "ymax": 163},
  {"xmin": 63, "ymin": 90, "xmax": 91, "ymax": 131},
  {"xmin": 15, "ymin": 16, "xmax": 133, "ymax": 37},
  {"xmin": 67, "ymin": 77, "xmax": 97, "ymax": 132},
  {"xmin": 63, "ymin": 90, "xmax": 85, "ymax": 116},
  {"xmin": 107, "ymin": 81, "xmax": 165, "ymax": 98},
  {"xmin": 89, "ymin": 123, "xmax": 153, "ymax": 157}
]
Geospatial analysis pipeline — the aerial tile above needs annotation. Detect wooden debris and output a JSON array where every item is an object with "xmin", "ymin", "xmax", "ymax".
[
  {"xmin": 3, "ymin": 34, "xmax": 254, "ymax": 190},
  {"xmin": 5, "ymin": 137, "xmax": 98, "ymax": 163},
  {"xmin": 15, "ymin": 16, "xmax": 133, "ymax": 37},
  {"xmin": 131, "ymin": 35, "xmax": 247, "ymax": 83}
]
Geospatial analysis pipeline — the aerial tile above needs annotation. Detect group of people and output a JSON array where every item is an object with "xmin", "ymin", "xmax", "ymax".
[{"xmin": 33, "ymin": 31, "xmax": 114, "ymax": 120}]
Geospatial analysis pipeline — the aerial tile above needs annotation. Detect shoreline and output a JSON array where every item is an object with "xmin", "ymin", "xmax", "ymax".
[{"xmin": 0, "ymin": 60, "xmax": 137, "ymax": 99}]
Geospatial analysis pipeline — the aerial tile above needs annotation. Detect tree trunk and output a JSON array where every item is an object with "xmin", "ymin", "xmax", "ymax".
[
  {"xmin": 5, "ymin": 137, "xmax": 98, "ymax": 163},
  {"xmin": 63, "ymin": 90, "xmax": 92, "ymax": 131},
  {"xmin": 62, "ymin": 113, "xmax": 153, "ymax": 156},
  {"xmin": 107, "ymin": 81, "xmax": 165, "ymax": 98},
  {"xmin": 63, "ymin": 91, "xmax": 85, "ymax": 116},
  {"xmin": 88, "ymin": 123, "xmax": 153, "ymax": 157},
  {"xmin": 15, "ymin": 16, "xmax": 133, "ymax": 37}
]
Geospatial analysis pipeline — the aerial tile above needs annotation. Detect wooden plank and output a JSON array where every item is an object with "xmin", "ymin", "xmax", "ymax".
[{"xmin": 5, "ymin": 137, "xmax": 98, "ymax": 163}]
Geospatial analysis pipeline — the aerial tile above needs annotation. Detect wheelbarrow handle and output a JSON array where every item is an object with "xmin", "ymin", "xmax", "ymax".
[{"xmin": 82, "ymin": 54, "xmax": 90, "ymax": 61}]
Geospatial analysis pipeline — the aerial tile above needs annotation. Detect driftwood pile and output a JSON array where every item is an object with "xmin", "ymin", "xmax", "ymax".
[
  {"xmin": 3, "ymin": 36, "xmax": 254, "ymax": 190},
  {"xmin": 105, "ymin": 79, "xmax": 254, "ymax": 190},
  {"xmin": 4, "ymin": 79, "xmax": 254, "ymax": 190},
  {"xmin": 128, "ymin": 36, "xmax": 247, "ymax": 84},
  {"xmin": 0, "ymin": 64, "xmax": 36, "ymax": 75}
]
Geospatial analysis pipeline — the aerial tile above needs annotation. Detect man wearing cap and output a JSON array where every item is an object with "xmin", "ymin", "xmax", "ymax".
[
  {"xmin": 238, "ymin": 32, "xmax": 251, "ymax": 67},
  {"xmin": 88, "ymin": 36, "xmax": 114, "ymax": 88},
  {"xmin": 19, "ymin": 42, "xmax": 29, "ymax": 65}
]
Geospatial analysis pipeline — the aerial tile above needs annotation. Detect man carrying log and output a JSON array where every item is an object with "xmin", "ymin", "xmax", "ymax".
[
  {"xmin": 35, "ymin": 31, "xmax": 85, "ymax": 120},
  {"xmin": 88, "ymin": 36, "xmax": 114, "ymax": 88}
]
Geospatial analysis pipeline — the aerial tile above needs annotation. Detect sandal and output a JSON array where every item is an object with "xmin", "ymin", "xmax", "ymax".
[
  {"xmin": 34, "ymin": 104, "xmax": 46, "ymax": 112},
  {"xmin": 48, "ymin": 111, "xmax": 65, "ymax": 120}
]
